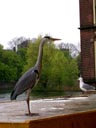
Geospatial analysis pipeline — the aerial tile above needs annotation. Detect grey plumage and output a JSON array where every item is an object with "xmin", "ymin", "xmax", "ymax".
[
  {"xmin": 11, "ymin": 68, "xmax": 38, "ymax": 100},
  {"xmin": 78, "ymin": 77, "xmax": 95, "ymax": 92},
  {"xmin": 10, "ymin": 36, "xmax": 61, "ymax": 116}
]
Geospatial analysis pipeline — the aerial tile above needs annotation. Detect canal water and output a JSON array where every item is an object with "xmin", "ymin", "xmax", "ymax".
[{"xmin": 0, "ymin": 90, "xmax": 81, "ymax": 102}]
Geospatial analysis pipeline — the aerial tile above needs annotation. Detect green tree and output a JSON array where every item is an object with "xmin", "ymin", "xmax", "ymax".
[
  {"xmin": 0, "ymin": 44, "xmax": 3, "ymax": 49},
  {"xmin": 0, "ymin": 47, "xmax": 27, "ymax": 83},
  {"xmin": 0, "ymin": 62, "xmax": 17, "ymax": 82}
]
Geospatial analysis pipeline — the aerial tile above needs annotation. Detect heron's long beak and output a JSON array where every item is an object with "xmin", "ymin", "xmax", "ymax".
[{"xmin": 51, "ymin": 37, "xmax": 61, "ymax": 41}]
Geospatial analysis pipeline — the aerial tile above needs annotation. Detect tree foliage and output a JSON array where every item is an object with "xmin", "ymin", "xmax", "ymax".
[
  {"xmin": 8, "ymin": 37, "xmax": 26, "ymax": 49},
  {"xmin": 0, "ymin": 47, "xmax": 27, "ymax": 83},
  {"xmin": 58, "ymin": 43, "xmax": 79, "ymax": 57}
]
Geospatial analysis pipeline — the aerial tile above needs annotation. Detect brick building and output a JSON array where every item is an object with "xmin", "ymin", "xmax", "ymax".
[{"xmin": 79, "ymin": 0, "xmax": 96, "ymax": 84}]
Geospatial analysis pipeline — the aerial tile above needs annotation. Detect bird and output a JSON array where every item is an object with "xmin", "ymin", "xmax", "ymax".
[
  {"xmin": 78, "ymin": 76, "xmax": 96, "ymax": 93},
  {"xmin": 10, "ymin": 36, "xmax": 61, "ymax": 116}
]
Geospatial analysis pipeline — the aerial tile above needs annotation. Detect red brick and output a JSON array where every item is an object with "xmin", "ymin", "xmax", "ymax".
[{"xmin": 79, "ymin": 0, "xmax": 96, "ymax": 82}]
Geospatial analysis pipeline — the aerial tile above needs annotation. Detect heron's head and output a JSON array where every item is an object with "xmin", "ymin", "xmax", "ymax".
[{"xmin": 44, "ymin": 36, "xmax": 61, "ymax": 41}]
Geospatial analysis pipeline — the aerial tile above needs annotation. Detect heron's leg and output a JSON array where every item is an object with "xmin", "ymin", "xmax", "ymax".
[
  {"xmin": 26, "ymin": 88, "xmax": 39, "ymax": 116},
  {"xmin": 26, "ymin": 88, "xmax": 31, "ymax": 115}
]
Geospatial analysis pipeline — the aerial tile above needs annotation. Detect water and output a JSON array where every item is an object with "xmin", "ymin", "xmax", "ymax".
[
  {"xmin": 0, "ymin": 92, "xmax": 26, "ymax": 102},
  {"xmin": 0, "ymin": 90, "xmax": 81, "ymax": 102},
  {"xmin": 0, "ymin": 93, "xmax": 10, "ymax": 101}
]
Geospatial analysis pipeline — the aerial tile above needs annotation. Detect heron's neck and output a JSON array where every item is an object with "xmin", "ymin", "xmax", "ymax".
[{"xmin": 35, "ymin": 40, "xmax": 45, "ymax": 73}]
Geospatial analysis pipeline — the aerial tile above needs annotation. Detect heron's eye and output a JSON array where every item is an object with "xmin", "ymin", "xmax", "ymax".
[{"xmin": 44, "ymin": 36, "xmax": 51, "ymax": 39}]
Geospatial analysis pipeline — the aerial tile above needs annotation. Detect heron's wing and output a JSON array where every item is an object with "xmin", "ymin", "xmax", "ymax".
[{"xmin": 11, "ymin": 68, "xmax": 38, "ymax": 99}]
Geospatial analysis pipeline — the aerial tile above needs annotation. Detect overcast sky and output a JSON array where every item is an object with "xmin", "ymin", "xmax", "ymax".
[{"xmin": 0, "ymin": 0, "xmax": 80, "ymax": 49}]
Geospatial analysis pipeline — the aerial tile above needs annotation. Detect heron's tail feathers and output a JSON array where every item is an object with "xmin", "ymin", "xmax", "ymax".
[{"xmin": 10, "ymin": 90, "xmax": 17, "ymax": 100}]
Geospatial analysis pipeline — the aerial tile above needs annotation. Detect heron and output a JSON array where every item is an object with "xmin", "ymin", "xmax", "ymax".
[
  {"xmin": 10, "ymin": 36, "xmax": 61, "ymax": 116},
  {"xmin": 78, "ymin": 76, "xmax": 96, "ymax": 93}
]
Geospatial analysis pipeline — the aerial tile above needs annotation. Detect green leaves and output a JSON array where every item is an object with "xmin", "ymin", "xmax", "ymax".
[
  {"xmin": 0, "ymin": 47, "xmax": 27, "ymax": 83},
  {"xmin": 0, "ymin": 62, "xmax": 17, "ymax": 82}
]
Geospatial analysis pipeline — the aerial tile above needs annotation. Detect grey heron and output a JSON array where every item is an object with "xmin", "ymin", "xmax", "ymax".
[
  {"xmin": 78, "ymin": 77, "xmax": 95, "ymax": 93},
  {"xmin": 10, "ymin": 36, "xmax": 61, "ymax": 116}
]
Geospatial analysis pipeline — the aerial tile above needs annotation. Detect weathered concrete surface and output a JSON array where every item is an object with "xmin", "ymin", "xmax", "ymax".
[{"xmin": 0, "ymin": 94, "xmax": 96, "ymax": 123}]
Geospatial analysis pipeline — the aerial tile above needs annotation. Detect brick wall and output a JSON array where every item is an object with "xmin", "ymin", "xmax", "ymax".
[
  {"xmin": 80, "ymin": 30, "xmax": 95, "ymax": 81},
  {"xmin": 79, "ymin": 0, "xmax": 96, "ymax": 82},
  {"xmin": 79, "ymin": 0, "xmax": 93, "ymax": 26}
]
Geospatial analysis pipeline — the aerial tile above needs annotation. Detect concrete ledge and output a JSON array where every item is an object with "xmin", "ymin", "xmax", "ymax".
[
  {"xmin": 1, "ymin": 110, "xmax": 96, "ymax": 128},
  {"xmin": 1, "ymin": 95, "xmax": 96, "ymax": 128}
]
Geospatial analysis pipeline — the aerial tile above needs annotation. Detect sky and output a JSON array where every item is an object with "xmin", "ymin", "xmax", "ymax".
[{"xmin": 0, "ymin": 0, "xmax": 80, "ymax": 49}]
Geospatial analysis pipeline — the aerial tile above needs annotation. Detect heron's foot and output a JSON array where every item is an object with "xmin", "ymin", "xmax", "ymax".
[{"xmin": 25, "ymin": 112, "xmax": 40, "ymax": 116}]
